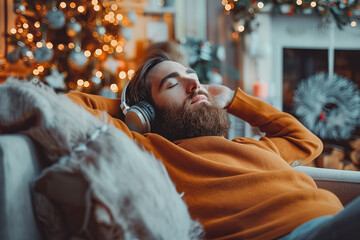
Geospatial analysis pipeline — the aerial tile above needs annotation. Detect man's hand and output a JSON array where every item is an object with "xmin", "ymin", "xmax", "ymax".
[{"xmin": 203, "ymin": 84, "xmax": 235, "ymax": 109}]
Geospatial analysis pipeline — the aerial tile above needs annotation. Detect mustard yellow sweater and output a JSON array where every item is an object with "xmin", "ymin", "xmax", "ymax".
[{"xmin": 67, "ymin": 88, "xmax": 343, "ymax": 240}]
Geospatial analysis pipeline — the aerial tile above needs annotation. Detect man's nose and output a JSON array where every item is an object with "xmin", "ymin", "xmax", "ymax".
[{"xmin": 185, "ymin": 78, "xmax": 200, "ymax": 94}]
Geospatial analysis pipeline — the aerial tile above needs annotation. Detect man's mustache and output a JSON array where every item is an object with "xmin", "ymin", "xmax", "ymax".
[{"xmin": 186, "ymin": 90, "xmax": 211, "ymax": 104}]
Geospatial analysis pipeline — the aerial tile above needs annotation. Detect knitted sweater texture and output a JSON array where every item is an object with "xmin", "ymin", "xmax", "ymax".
[{"xmin": 67, "ymin": 88, "xmax": 343, "ymax": 240}]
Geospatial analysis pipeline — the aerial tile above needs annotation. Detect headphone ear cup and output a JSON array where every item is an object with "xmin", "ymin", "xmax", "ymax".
[{"xmin": 124, "ymin": 101, "xmax": 155, "ymax": 134}]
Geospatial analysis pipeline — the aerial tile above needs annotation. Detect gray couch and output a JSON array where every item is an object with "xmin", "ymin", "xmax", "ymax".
[{"xmin": 1, "ymin": 134, "xmax": 360, "ymax": 240}]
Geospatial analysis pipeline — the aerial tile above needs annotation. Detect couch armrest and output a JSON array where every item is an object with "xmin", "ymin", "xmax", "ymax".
[
  {"xmin": 0, "ymin": 134, "xmax": 43, "ymax": 240},
  {"xmin": 294, "ymin": 166, "xmax": 360, "ymax": 206}
]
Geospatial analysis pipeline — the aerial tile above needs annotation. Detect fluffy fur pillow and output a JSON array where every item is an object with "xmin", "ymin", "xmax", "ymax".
[{"xmin": 0, "ymin": 79, "xmax": 203, "ymax": 240}]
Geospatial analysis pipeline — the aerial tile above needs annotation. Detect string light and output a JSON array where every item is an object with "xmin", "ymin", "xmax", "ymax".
[
  {"xmin": 10, "ymin": 28, "xmax": 17, "ymax": 34},
  {"xmin": 38, "ymin": 65, "xmax": 44, "ymax": 72},
  {"xmin": 232, "ymin": 32, "xmax": 239, "ymax": 39},
  {"xmin": 18, "ymin": 28, "xmax": 23, "ymax": 33},
  {"xmin": 110, "ymin": 83, "xmax": 118, "ymax": 92},
  {"xmin": 36, "ymin": 41, "xmax": 43, "ymax": 48},
  {"xmin": 70, "ymin": 2, "xmax": 76, "ymax": 8},
  {"xmin": 127, "ymin": 69, "xmax": 135, "ymax": 79},
  {"xmin": 351, "ymin": 21, "xmax": 357, "ymax": 27},
  {"xmin": 296, "ymin": 0, "xmax": 302, "ymax": 5},
  {"xmin": 33, "ymin": 69, "xmax": 40, "ymax": 75},
  {"xmin": 34, "ymin": 21, "xmax": 40, "ymax": 28},
  {"xmin": 23, "ymin": 23, "xmax": 29, "ymax": 29},
  {"xmin": 111, "ymin": 4, "xmax": 118, "ymax": 11},
  {"xmin": 116, "ymin": 46, "xmax": 123, "ymax": 53},
  {"xmin": 119, "ymin": 71, "xmax": 126, "ymax": 79},
  {"xmin": 46, "ymin": 42, "xmax": 53, "ymax": 49},
  {"xmin": 105, "ymin": 15, "xmax": 111, "ymax": 21},
  {"xmin": 237, "ymin": 25, "xmax": 245, "ymax": 32},
  {"xmin": 116, "ymin": 14, "xmax": 123, "ymax": 21},
  {"xmin": 257, "ymin": 2, "xmax": 264, "ymax": 9},
  {"xmin": 27, "ymin": 33, "xmax": 33, "ymax": 39},
  {"xmin": 68, "ymin": 42, "xmax": 75, "ymax": 48},
  {"xmin": 94, "ymin": 5, "xmax": 100, "ymax": 11},
  {"xmin": 77, "ymin": 79, "xmax": 84, "ymax": 86},
  {"xmin": 95, "ymin": 48, "xmax": 102, "ymax": 56},
  {"xmin": 95, "ymin": 71, "xmax": 102, "ymax": 78},
  {"xmin": 102, "ymin": 44, "xmax": 110, "ymax": 51},
  {"xmin": 84, "ymin": 50, "xmax": 91, "ymax": 57},
  {"xmin": 91, "ymin": 0, "xmax": 98, "ymax": 5},
  {"xmin": 310, "ymin": 1, "xmax": 316, "ymax": 7},
  {"xmin": 78, "ymin": 6, "xmax": 85, "ymax": 13},
  {"xmin": 60, "ymin": 2, "xmax": 66, "ymax": 8},
  {"xmin": 110, "ymin": 40, "xmax": 117, "ymax": 46},
  {"xmin": 58, "ymin": 44, "xmax": 65, "ymax": 50},
  {"xmin": 84, "ymin": 81, "xmax": 90, "ymax": 87}
]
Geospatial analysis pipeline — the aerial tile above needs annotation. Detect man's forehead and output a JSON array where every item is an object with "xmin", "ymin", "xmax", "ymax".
[{"xmin": 145, "ymin": 60, "xmax": 175, "ymax": 86}]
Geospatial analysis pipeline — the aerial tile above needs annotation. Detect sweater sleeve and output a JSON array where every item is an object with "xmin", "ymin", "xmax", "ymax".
[
  {"xmin": 227, "ymin": 88, "xmax": 323, "ymax": 164},
  {"xmin": 66, "ymin": 92, "xmax": 134, "ymax": 139}
]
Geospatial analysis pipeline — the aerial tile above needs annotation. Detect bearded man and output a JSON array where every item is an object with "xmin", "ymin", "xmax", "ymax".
[{"xmin": 68, "ymin": 51, "xmax": 360, "ymax": 240}]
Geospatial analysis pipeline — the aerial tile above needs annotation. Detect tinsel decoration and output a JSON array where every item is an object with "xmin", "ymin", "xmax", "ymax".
[{"xmin": 293, "ymin": 72, "xmax": 360, "ymax": 140}]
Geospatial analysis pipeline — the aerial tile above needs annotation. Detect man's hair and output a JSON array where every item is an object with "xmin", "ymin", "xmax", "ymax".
[{"xmin": 126, "ymin": 51, "xmax": 170, "ymax": 107}]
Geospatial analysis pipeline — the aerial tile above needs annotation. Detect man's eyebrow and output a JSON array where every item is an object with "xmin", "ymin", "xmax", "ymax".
[{"xmin": 159, "ymin": 72, "xmax": 179, "ymax": 90}]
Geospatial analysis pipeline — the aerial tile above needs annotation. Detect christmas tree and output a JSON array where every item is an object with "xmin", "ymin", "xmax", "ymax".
[{"xmin": 7, "ymin": 0, "xmax": 137, "ymax": 97}]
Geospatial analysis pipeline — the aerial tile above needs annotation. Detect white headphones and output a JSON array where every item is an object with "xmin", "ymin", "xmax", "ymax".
[{"xmin": 120, "ymin": 82, "xmax": 155, "ymax": 134}]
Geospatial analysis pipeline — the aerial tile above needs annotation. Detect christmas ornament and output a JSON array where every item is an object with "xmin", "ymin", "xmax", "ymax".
[
  {"xmin": 14, "ymin": 2, "xmax": 25, "ymax": 14},
  {"xmin": 95, "ymin": 25, "xmax": 106, "ymax": 36},
  {"xmin": 6, "ymin": 48, "xmax": 20, "ymax": 63},
  {"xmin": 103, "ymin": 56, "xmax": 120, "ymax": 74},
  {"xmin": 68, "ymin": 50, "xmax": 88, "ymax": 69},
  {"xmin": 214, "ymin": 45, "xmax": 226, "ymax": 62},
  {"xmin": 46, "ymin": 7, "xmax": 66, "ymax": 29},
  {"xmin": 121, "ymin": 27, "xmax": 133, "ymax": 40},
  {"xmin": 67, "ymin": 18, "xmax": 82, "ymax": 37},
  {"xmin": 91, "ymin": 76, "xmax": 101, "ymax": 85},
  {"xmin": 100, "ymin": 86, "xmax": 117, "ymax": 99},
  {"xmin": 34, "ymin": 45, "xmax": 54, "ymax": 63},
  {"xmin": 0, "ymin": 55, "xmax": 7, "ymax": 72},
  {"xmin": 45, "ymin": 68, "xmax": 66, "ymax": 90},
  {"xmin": 127, "ymin": 11, "xmax": 137, "ymax": 24},
  {"xmin": 19, "ymin": 47, "xmax": 33, "ymax": 60},
  {"xmin": 207, "ymin": 69, "xmax": 223, "ymax": 85},
  {"xmin": 199, "ymin": 41, "xmax": 213, "ymax": 61},
  {"xmin": 293, "ymin": 72, "xmax": 360, "ymax": 140}
]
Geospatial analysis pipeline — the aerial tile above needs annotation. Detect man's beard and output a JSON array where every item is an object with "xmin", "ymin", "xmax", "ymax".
[{"xmin": 151, "ymin": 92, "xmax": 231, "ymax": 141}]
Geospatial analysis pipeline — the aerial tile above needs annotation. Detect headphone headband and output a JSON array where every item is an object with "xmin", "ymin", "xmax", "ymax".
[{"xmin": 120, "ymin": 82, "xmax": 130, "ymax": 115}]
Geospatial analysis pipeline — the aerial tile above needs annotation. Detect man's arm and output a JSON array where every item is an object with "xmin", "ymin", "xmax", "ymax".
[
  {"xmin": 211, "ymin": 87, "xmax": 323, "ymax": 165},
  {"xmin": 66, "ymin": 92, "xmax": 134, "ymax": 138}
]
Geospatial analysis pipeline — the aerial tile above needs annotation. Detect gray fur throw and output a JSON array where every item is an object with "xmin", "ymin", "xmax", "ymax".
[{"xmin": 0, "ymin": 79, "xmax": 203, "ymax": 240}]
